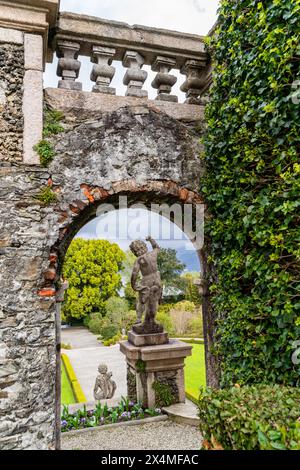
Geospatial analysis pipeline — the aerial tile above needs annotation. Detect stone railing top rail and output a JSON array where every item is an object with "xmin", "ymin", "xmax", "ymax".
[
  {"xmin": 54, "ymin": 11, "xmax": 207, "ymax": 69},
  {"xmin": 52, "ymin": 11, "xmax": 210, "ymax": 105}
]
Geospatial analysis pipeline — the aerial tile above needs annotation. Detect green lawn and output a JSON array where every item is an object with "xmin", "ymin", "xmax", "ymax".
[
  {"xmin": 61, "ymin": 362, "xmax": 76, "ymax": 405},
  {"xmin": 184, "ymin": 344, "xmax": 206, "ymax": 401}
]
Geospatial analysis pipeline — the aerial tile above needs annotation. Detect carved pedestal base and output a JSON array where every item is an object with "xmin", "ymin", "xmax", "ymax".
[
  {"xmin": 155, "ymin": 93, "xmax": 178, "ymax": 103},
  {"xmin": 58, "ymin": 80, "xmax": 82, "ymax": 91},
  {"xmin": 132, "ymin": 321, "xmax": 164, "ymax": 335},
  {"xmin": 128, "ymin": 330, "xmax": 169, "ymax": 347},
  {"xmin": 120, "ymin": 340, "xmax": 192, "ymax": 408}
]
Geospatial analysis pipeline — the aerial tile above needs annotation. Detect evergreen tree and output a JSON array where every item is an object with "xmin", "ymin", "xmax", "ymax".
[{"xmin": 62, "ymin": 238, "xmax": 125, "ymax": 320}]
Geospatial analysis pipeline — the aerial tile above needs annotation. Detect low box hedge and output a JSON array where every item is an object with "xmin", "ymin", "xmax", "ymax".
[
  {"xmin": 61, "ymin": 353, "xmax": 86, "ymax": 403},
  {"xmin": 198, "ymin": 384, "xmax": 300, "ymax": 450}
]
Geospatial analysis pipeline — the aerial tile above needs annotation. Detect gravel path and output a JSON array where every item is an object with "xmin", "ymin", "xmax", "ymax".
[{"xmin": 62, "ymin": 420, "xmax": 202, "ymax": 450}]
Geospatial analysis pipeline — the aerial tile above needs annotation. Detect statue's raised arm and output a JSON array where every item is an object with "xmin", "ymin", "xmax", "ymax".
[{"xmin": 146, "ymin": 236, "xmax": 160, "ymax": 252}]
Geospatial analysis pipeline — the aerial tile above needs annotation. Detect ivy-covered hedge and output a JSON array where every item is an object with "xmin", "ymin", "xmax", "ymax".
[
  {"xmin": 202, "ymin": 0, "xmax": 300, "ymax": 386},
  {"xmin": 198, "ymin": 385, "xmax": 300, "ymax": 450}
]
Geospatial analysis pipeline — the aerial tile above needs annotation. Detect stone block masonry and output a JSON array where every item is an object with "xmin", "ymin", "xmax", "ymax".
[
  {"xmin": 0, "ymin": 41, "xmax": 24, "ymax": 163},
  {"xmin": 0, "ymin": 97, "xmax": 204, "ymax": 449}
]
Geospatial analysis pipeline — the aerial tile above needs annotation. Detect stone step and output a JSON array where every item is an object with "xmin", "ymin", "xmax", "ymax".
[{"xmin": 162, "ymin": 400, "xmax": 200, "ymax": 427}]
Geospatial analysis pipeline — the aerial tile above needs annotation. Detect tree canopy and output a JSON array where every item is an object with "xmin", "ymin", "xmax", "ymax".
[
  {"xmin": 62, "ymin": 238, "xmax": 125, "ymax": 320},
  {"xmin": 157, "ymin": 248, "xmax": 186, "ymax": 292}
]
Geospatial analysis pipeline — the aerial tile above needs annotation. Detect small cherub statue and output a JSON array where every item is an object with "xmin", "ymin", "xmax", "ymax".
[
  {"xmin": 93, "ymin": 364, "xmax": 116, "ymax": 401},
  {"xmin": 129, "ymin": 236, "xmax": 163, "ymax": 335}
]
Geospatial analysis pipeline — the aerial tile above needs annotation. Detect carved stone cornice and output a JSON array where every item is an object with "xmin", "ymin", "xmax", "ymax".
[{"xmin": 0, "ymin": 0, "xmax": 60, "ymax": 63}]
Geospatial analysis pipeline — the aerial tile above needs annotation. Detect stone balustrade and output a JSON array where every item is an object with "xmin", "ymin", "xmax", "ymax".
[{"xmin": 52, "ymin": 12, "xmax": 210, "ymax": 104}]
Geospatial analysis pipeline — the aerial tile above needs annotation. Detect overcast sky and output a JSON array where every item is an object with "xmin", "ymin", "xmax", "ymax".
[
  {"xmin": 77, "ymin": 209, "xmax": 201, "ymax": 272},
  {"xmin": 45, "ymin": 0, "xmax": 220, "ymax": 98},
  {"xmin": 57, "ymin": 0, "xmax": 219, "ymax": 34}
]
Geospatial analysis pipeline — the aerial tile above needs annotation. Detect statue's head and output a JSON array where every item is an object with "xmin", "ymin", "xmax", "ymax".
[
  {"xmin": 130, "ymin": 240, "xmax": 148, "ymax": 257},
  {"xmin": 98, "ymin": 363, "xmax": 108, "ymax": 374}
]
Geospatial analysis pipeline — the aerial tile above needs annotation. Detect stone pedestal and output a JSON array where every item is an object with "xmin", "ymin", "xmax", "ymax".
[
  {"xmin": 128, "ymin": 330, "xmax": 169, "ymax": 347},
  {"xmin": 120, "ymin": 339, "xmax": 192, "ymax": 408}
]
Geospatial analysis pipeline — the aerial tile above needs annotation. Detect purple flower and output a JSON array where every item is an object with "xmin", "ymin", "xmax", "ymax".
[
  {"xmin": 129, "ymin": 401, "xmax": 135, "ymax": 407},
  {"xmin": 61, "ymin": 420, "xmax": 67, "ymax": 427},
  {"xmin": 100, "ymin": 417, "xmax": 105, "ymax": 423},
  {"xmin": 155, "ymin": 408, "xmax": 162, "ymax": 414},
  {"xmin": 81, "ymin": 418, "xmax": 86, "ymax": 423}
]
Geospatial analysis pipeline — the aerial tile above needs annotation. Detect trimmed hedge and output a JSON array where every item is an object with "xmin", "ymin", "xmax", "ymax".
[
  {"xmin": 61, "ymin": 354, "xmax": 86, "ymax": 403},
  {"xmin": 198, "ymin": 385, "xmax": 300, "ymax": 450},
  {"xmin": 203, "ymin": 0, "xmax": 300, "ymax": 386}
]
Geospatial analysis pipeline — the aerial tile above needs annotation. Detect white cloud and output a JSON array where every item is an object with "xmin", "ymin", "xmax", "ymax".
[
  {"xmin": 59, "ymin": 0, "xmax": 219, "ymax": 34},
  {"xmin": 76, "ymin": 209, "xmax": 200, "ymax": 271},
  {"xmin": 77, "ymin": 209, "xmax": 195, "ymax": 249},
  {"xmin": 45, "ymin": 0, "xmax": 220, "ymax": 95}
]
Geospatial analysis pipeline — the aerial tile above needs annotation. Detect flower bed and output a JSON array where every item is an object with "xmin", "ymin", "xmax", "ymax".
[{"xmin": 61, "ymin": 397, "xmax": 162, "ymax": 433}]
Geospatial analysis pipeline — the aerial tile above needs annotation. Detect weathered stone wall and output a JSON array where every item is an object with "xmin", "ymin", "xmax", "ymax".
[
  {"xmin": 154, "ymin": 370, "xmax": 180, "ymax": 406},
  {"xmin": 0, "ymin": 164, "xmax": 56, "ymax": 450},
  {"xmin": 0, "ymin": 43, "xmax": 24, "ymax": 163},
  {"xmin": 49, "ymin": 105, "xmax": 202, "ymax": 192},
  {"xmin": 0, "ymin": 94, "xmax": 204, "ymax": 449}
]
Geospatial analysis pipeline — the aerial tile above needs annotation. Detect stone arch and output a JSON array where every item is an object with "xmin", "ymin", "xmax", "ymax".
[
  {"xmin": 0, "ymin": 0, "xmax": 217, "ymax": 451},
  {"xmin": 40, "ymin": 179, "xmax": 204, "ymax": 292},
  {"xmin": 43, "ymin": 179, "xmax": 206, "ymax": 448},
  {"xmin": 0, "ymin": 97, "xmax": 216, "ymax": 450},
  {"xmin": 45, "ymin": 104, "xmax": 215, "ymax": 445}
]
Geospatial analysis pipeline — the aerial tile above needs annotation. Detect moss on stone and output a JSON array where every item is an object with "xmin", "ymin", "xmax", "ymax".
[
  {"xmin": 35, "ymin": 186, "xmax": 57, "ymax": 205},
  {"xmin": 152, "ymin": 380, "xmax": 175, "ymax": 407}
]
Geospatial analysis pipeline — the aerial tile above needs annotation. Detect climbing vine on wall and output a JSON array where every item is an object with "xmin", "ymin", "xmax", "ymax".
[
  {"xmin": 202, "ymin": 0, "xmax": 300, "ymax": 387},
  {"xmin": 34, "ymin": 108, "xmax": 64, "ymax": 166}
]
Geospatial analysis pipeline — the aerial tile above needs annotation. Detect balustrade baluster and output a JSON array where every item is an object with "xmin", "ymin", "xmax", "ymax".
[
  {"xmin": 151, "ymin": 56, "xmax": 178, "ymax": 102},
  {"xmin": 180, "ymin": 59, "xmax": 207, "ymax": 105},
  {"xmin": 56, "ymin": 40, "xmax": 82, "ymax": 91},
  {"xmin": 123, "ymin": 51, "xmax": 148, "ymax": 98},
  {"xmin": 90, "ymin": 46, "xmax": 116, "ymax": 94}
]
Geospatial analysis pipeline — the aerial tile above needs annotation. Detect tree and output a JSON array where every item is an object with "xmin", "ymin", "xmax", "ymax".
[
  {"xmin": 62, "ymin": 239, "xmax": 125, "ymax": 320},
  {"xmin": 122, "ymin": 250, "xmax": 138, "ymax": 308},
  {"xmin": 105, "ymin": 296, "xmax": 129, "ymax": 329},
  {"xmin": 124, "ymin": 281, "xmax": 137, "ymax": 309},
  {"xmin": 157, "ymin": 248, "xmax": 186, "ymax": 292},
  {"xmin": 182, "ymin": 272, "xmax": 202, "ymax": 305}
]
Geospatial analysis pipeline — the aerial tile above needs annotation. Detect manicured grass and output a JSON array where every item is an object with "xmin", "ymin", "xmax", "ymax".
[
  {"xmin": 61, "ymin": 361, "xmax": 76, "ymax": 405},
  {"xmin": 184, "ymin": 344, "xmax": 206, "ymax": 401}
]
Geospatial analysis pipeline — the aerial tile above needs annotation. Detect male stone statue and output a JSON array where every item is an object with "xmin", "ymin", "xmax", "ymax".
[
  {"xmin": 129, "ymin": 236, "xmax": 163, "ymax": 334},
  {"xmin": 93, "ymin": 364, "xmax": 116, "ymax": 401}
]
